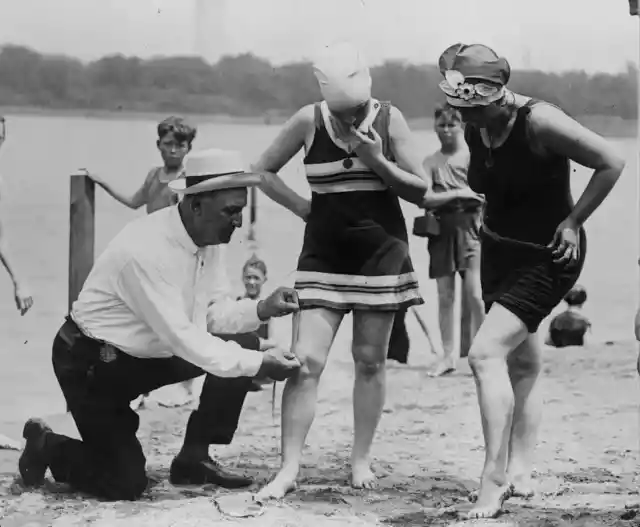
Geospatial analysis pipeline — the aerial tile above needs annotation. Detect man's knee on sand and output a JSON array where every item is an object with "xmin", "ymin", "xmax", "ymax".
[
  {"xmin": 113, "ymin": 473, "xmax": 148, "ymax": 501},
  {"xmin": 97, "ymin": 463, "xmax": 149, "ymax": 501}
]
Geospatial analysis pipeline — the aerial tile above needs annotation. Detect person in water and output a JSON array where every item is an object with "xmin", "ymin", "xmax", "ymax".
[
  {"xmin": 0, "ymin": 116, "xmax": 33, "ymax": 316},
  {"xmin": 87, "ymin": 116, "xmax": 198, "ymax": 408},
  {"xmin": 545, "ymin": 285, "xmax": 591, "ymax": 348},
  {"xmin": 437, "ymin": 43, "xmax": 624, "ymax": 519},
  {"xmin": 420, "ymin": 104, "xmax": 484, "ymax": 376},
  {"xmin": 252, "ymin": 41, "xmax": 428, "ymax": 500}
]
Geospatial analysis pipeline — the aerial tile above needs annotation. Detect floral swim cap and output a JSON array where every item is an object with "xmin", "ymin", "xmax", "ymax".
[{"xmin": 437, "ymin": 43, "xmax": 511, "ymax": 108}]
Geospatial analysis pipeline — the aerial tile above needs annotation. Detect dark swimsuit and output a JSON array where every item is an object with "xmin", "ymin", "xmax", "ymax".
[{"xmin": 465, "ymin": 100, "xmax": 586, "ymax": 332}]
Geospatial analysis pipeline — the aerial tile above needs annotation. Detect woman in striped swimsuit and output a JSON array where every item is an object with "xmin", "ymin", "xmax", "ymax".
[{"xmin": 252, "ymin": 42, "xmax": 428, "ymax": 500}]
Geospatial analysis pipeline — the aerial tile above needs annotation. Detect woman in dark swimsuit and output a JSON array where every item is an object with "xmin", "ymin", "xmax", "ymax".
[{"xmin": 437, "ymin": 43, "xmax": 625, "ymax": 519}]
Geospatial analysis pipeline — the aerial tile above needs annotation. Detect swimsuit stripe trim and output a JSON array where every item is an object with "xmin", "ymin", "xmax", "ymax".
[
  {"xmin": 309, "ymin": 180, "xmax": 388, "ymax": 193},
  {"xmin": 296, "ymin": 286, "xmax": 423, "ymax": 308},
  {"xmin": 307, "ymin": 171, "xmax": 379, "ymax": 182},
  {"xmin": 294, "ymin": 271, "xmax": 419, "ymax": 287},
  {"xmin": 299, "ymin": 297, "xmax": 424, "ymax": 312},
  {"xmin": 304, "ymin": 158, "xmax": 371, "ymax": 175},
  {"xmin": 294, "ymin": 281, "xmax": 419, "ymax": 294}
]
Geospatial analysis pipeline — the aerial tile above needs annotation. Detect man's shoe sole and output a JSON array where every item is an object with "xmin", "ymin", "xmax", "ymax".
[{"xmin": 18, "ymin": 418, "xmax": 52, "ymax": 487}]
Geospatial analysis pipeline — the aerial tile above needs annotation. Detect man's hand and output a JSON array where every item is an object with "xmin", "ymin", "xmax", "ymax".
[
  {"xmin": 256, "ymin": 347, "xmax": 301, "ymax": 381},
  {"xmin": 257, "ymin": 287, "xmax": 300, "ymax": 320},
  {"xmin": 14, "ymin": 282, "xmax": 33, "ymax": 316}
]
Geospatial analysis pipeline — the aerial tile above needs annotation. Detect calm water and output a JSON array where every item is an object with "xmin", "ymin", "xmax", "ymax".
[{"xmin": 0, "ymin": 114, "xmax": 636, "ymax": 423}]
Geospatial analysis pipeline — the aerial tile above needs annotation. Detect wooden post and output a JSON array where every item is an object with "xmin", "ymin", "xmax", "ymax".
[
  {"xmin": 247, "ymin": 186, "xmax": 258, "ymax": 255},
  {"xmin": 68, "ymin": 174, "xmax": 95, "ymax": 312},
  {"xmin": 249, "ymin": 186, "xmax": 257, "ymax": 230}
]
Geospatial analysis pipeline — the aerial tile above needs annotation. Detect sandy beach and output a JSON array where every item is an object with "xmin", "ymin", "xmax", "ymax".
[
  {"xmin": 0, "ymin": 330, "xmax": 638, "ymax": 526},
  {"xmin": 0, "ymin": 115, "xmax": 636, "ymax": 526}
]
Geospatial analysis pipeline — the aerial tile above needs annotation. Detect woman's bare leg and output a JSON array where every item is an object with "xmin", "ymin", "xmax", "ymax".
[
  {"xmin": 256, "ymin": 308, "xmax": 343, "ymax": 501},
  {"xmin": 466, "ymin": 304, "xmax": 528, "ymax": 519},
  {"xmin": 430, "ymin": 275, "xmax": 457, "ymax": 375},
  {"xmin": 506, "ymin": 333, "xmax": 543, "ymax": 498},
  {"xmin": 350, "ymin": 310, "xmax": 394, "ymax": 488}
]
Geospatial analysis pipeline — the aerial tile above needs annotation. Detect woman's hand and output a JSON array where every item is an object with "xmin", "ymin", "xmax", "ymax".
[
  {"xmin": 548, "ymin": 217, "xmax": 580, "ymax": 265},
  {"xmin": 353, "ymin": 127, "xmax": 385, "ymax": 167}
]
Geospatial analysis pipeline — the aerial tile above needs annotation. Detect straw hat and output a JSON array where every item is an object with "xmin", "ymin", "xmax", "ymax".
[{"xmin": 168, "ymin": 148, "xmax": 261, "ymax": 195}]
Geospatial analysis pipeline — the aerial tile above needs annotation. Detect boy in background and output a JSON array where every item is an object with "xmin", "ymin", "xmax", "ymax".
[
  {"xmin": 87, "ymin": 116, "xmax": 197, "ymax": 408},
  {"xmin": 419, "ymin": 105, "xmax": 484, "ymax": 376},
  {"xmin": 88, "ymin": 116, "xmax": 196, "ymax": 213}
]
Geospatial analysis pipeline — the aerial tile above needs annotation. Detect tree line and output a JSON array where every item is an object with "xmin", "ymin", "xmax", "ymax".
[{"xmin": 0, "ymin": 44, "xmax": 636, "ymax": 120}]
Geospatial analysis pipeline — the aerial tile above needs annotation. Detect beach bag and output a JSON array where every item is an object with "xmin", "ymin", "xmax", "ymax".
[{"xmin": 413, "ymin": 211, "xmax": 440, "ymax": 238}]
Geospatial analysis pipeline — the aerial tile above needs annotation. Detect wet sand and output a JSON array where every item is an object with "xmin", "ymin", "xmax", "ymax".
[{"xmin": 0, "ymin": 334, "xmax": 638, "ymax": 526}]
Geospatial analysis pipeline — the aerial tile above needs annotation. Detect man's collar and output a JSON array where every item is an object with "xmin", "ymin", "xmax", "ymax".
[{"xmin": 168, "ymin": 205, "xmax": 199, "ymax": 255}]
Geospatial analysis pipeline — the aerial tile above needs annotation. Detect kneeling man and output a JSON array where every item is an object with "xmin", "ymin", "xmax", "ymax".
[{"xmin": 18, "ymin": 149, "xmax": 301, "ymax": 501}]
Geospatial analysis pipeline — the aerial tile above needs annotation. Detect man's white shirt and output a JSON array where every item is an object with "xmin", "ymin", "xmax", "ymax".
[{"xmin": 71, "ymin": 206, "xmax": 264, "ymax": 378}]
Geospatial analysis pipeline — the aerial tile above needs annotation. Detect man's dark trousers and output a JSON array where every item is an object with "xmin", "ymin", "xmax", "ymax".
[{"xmin": 43, "ymin": 317, "xmax": 259, "ymax": 500}]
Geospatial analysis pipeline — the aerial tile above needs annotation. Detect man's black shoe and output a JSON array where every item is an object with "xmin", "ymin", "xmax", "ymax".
[
  {"xmin": 169, "ymin": 456, "xmax": 253, "ymax": 488},
  {"xmin": 18, "ymin": 418, "xmax": 52, "ymax": 487}
]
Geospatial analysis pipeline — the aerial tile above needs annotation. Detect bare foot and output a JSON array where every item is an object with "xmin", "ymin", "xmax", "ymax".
[
  {"xmin": 351, "ymin": 461, "xmax": 377, "ymax": 489},
  {"xmin": 254, "ymin": 466, "xmax": 298, "ymax": 503},
  {"xmin": 464, "ymin": 481, "xmax": 511, "ymax": 519},
  {"xmin": 509, "ymin": 476, "xmax": 535, "ymax": 499},
  {"xmin": 427, "ymin": 360, "xmax": 456, "ymax": 377}
]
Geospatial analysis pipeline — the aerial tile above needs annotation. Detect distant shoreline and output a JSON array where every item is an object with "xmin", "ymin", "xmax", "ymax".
[{"xmin": 0, "ymin": 105, "xmax": 636, "ymax": 138}]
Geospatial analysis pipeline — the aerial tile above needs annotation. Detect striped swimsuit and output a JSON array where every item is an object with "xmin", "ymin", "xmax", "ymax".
[{"xmin": 294, "ymin": 101, "xmax": 424, "ymax": 312}]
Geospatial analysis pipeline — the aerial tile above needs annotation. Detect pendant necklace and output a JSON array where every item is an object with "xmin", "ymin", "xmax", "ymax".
[{"xmin": 485, "ymin": 129, "xmax": 494, "ymax": 168}]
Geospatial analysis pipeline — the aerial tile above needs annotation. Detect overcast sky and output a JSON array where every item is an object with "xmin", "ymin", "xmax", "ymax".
[{"xmin": 0, "ymin": 0, "xmax": 637, "ymax": 73}]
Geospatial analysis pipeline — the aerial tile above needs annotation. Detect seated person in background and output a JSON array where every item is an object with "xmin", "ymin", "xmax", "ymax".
[
  {"xmin": 239, "ymin": 255, "xmax": 272, "ymax": 340},
  {"xmin": 239, "ymin": 255, "xmax": 276, "ymax": 391},
  {"xmin": 545, "ymin": 285, "xmax": 591, "ymax": 348}
]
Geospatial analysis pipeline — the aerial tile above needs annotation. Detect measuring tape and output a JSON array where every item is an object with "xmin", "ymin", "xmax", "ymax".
[{"xmin": 270, "ymin": 310, "xmax": 301, "ymax": 448}]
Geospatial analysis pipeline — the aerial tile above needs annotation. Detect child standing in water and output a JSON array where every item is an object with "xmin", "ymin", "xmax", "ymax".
[
  {"xmin": 86, "ymin": 116, "xmax": 197, "ymax": 409},
  {"xmin": 545, "ymin": 285, "xmax": 591, "ymax": 347}
]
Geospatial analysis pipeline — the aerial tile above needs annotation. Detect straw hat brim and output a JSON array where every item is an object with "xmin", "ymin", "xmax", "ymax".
[{"xmin": 168, "ymin": 172, "xmax": 262, "ymax": 195}]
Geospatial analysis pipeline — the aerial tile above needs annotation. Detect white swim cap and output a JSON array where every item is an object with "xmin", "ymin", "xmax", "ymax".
[{"xmin": 312, "ymin": 42, "xmax": 372, "ymax": 111}]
